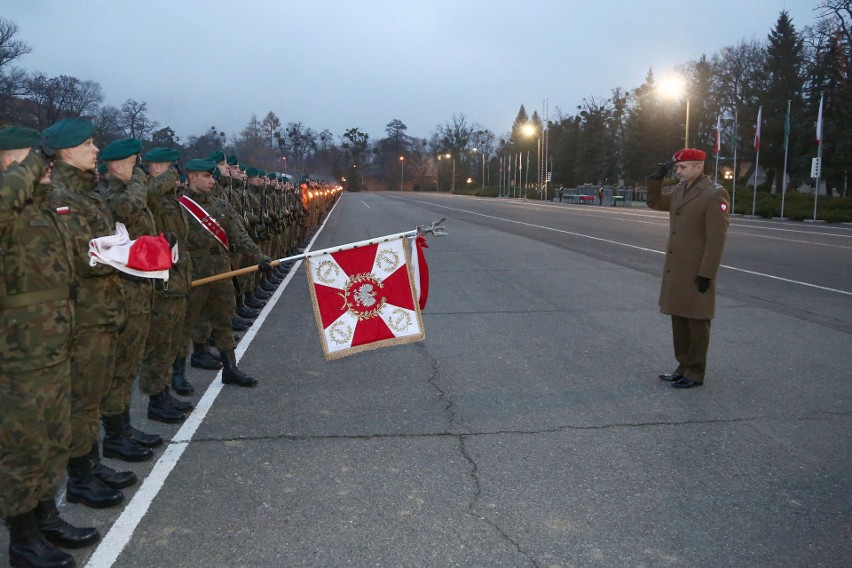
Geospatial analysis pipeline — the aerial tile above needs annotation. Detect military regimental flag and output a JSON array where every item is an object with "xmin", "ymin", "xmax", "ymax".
[
  {"xmin": 88, "ymin": 222, "xmax": 176, "ymax": 281},
  {"xmin": 306, "ymin": 237, "xmax": 425, "ymax": 360}
]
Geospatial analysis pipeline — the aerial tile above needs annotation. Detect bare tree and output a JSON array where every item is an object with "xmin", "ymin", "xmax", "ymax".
[
  {"xmin": 119, "ymin": 99, "xmax": 158, "ymax": 140},
  {"xmin": 0, "ymin": 18, "xmax": 30, "ymax": 119}
]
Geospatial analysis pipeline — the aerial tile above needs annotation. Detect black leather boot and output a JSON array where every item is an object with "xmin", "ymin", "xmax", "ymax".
[
  {"xmin": 66, "ymin": 454, "xmax": 124, "ymax": 508},
  {"xmin": 89, "ymin": 444, "xmax": 137, "ymax": 490},
  {"xmin": 165, "ymin": 386, "xmax": 194, "ymax": 413},
  {"xmin": 221, "ymin": 349, "xmax": 258, "ymax": 387},
  {"xmin": 171, "ymin": 356, "xmax": 194, "ymax": 395},
  {"xmin": 260, "ymin": 279, "xmax": 278, "ymax": 292},
  {"xmin": 5, "ymin": 510, "xmax": 74, "ymax": 568},
  {"xmin": 190, "ymin": 343, "xmax": 222, "ymax": 370},
  {"xmin": 101, "ymin": 414, "xmax": 152, "ymax": 462},
  {"xmin": 236, "ymin": 304, "xmax": 260, "ymax": 319},
  {"xmin": 231, "ymin": 316, "xmax": 249, "ymax": 332},
  {"xmin": 34, "ymin": 499, "xmax": 99, "ymax": 549},
  {"xmin": 147, "ymin": 389, "xmax": 186, "ymax": 424},
  {"xmin": 244, "ymin": 292, "xmax": 265, "ymax": 309},
  {"xmin": 122, "ymin": 408, "xmax": 162, "ymax": 448}
]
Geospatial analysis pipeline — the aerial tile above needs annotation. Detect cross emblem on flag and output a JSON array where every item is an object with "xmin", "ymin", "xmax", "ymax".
[{"xmin": 306, "ymin": 238, "xmax": 425, "ymax": 360}]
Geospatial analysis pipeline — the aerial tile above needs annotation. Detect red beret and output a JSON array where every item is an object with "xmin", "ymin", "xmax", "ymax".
[{"xmin": 672, "ymin": 148, "xmax": 707, "ymax": 162}]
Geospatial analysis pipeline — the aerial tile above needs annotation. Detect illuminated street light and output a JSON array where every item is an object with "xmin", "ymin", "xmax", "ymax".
[
  {"xmin": 399, "ymin": 156, "xmax": 404, "ymax": 191},
  {"xmin": 659, "ymin": 75, "xmax": 690, "ymax": 147},
  {"xmin": 438, "ymin": 153, "xmax": 456, "ymax": 192}
]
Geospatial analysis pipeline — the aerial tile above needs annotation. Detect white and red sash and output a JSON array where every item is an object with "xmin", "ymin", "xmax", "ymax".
[{"xmin": 178, "ymin": 195, "xmax": 230, "ymax": 251}]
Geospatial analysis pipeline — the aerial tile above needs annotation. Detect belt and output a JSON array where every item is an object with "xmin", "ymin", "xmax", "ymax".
[{"xmin": 0, "ymin": 286, "xmax": 72, "ymax": 310}]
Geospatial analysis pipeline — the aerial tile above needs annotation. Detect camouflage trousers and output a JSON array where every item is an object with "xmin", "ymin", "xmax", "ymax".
[
  {"xmin": 181, "ymin": 280, "xmax": 235, "ymax": 356},
  {"xmin": 69, "ymin": 328, "xmax": 118, "ymax": 458},
  {"xmin": 0, "ymin": 361, "xmax": 71, "ymax": 517},
  {"xmin": 101, "ymin": 310, "xmax": 152, "ymax": 416},
  {"xmin": 139, "ymin": 294, "xmax": 187, "ymax": 396}
]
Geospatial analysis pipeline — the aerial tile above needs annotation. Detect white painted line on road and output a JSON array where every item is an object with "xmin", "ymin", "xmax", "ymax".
[
  {"xmin": 390, "ymin": 195, "xmax": 852, "ymax": 297},
  {"xmin": 84, "ymin": 198, "xmax": 342, "ymax": 568},
  {"xmin": 361, "ymin": 200, "xmax": 371, "ymax": 209}
]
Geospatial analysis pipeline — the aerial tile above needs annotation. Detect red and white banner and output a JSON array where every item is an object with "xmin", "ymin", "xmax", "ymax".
[
  {"xmin": 306, "ymin": 237, "xmax": 425, "ymax": 360},
  {"xmin": 754, "ymin": 106, "xmax": 762, "ymax": 151},
  {"xmin": 88, "ymin": 223, "xmax": 177, "ymax": 281},
  {"xmin": 815, "ymin": 94, "xmax": 823, "ymax": 146},
  {"xmin": 714, "ymin": 115, "xmax": 721, "ymax": 155}
]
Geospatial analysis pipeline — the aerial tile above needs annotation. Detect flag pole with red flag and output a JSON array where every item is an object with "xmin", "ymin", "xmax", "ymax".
[{"xmin": 714, "ymin": 115, "xmax": 721, "ymax": 183}]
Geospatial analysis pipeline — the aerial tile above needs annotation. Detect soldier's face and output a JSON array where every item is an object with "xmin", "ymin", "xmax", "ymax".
[
  {"xmin": 675, "ymin": 161, "xmax": 703, "ymax": 185},
  {"xmin": 189, "ymin": 171, "xmax": 215, "ymax": 192},
  {"xmin": 217, "ymin": 162, "xmax": 229, "ymax": 176},
  {"xmin": 60, "ymin": 138, "xmax": 99, "ymax": 171},
  {"xmin": 0, "ymin": 148, "xmax": 30, "ymax": 171},
  {"xmin": 107, "ymin": 154, "xmax": 136, "ymax": 182},
  {"xmin": 147, "ymin": 162, "xmax": 170, "ymax": 177}
]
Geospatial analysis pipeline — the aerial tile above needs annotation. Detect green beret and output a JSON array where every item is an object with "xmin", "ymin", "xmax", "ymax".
[
  {"xmin": 246, "ymin": 167, "xmax": 259, "ymax": 177},
  {"xmin": 42, "ymin": 118, "xmax": 95, "ymax": 149},
  {"xmin": 0, "ymin": 127, "xmax": 41, "ymax": 150},
  {"xmin": 179, "ymin": 174, "xmax": 187, "ymax": 182},
  {"xmin": 97, "ymin": 163, "xmax": 108, "ymax": 174},
  {"xmin": 227, "ymin": 155, "xmax": 238, "ymax": 165},
  {"xmin": 185, "ymin": 158, "xmax": 217, "ymax": 173},
  {"xmin": 143, "ymin": 147, "xmax": 180, "ymax": 163},
  {"xmin": 207, "ymin": 150, "xmax": 225, "ymax": 163},
  {"xmin": 268, "ymin": 172, "xmax": 277, "ymax": 180},
  {"xmin": 99, "ymin": 138, "xmax": 141, "ymax": 161},
  {"xmin": 258, "ymin": 169, "xmax": 266, "ymax": 177},
  {"xmin": 239, "ymin": 163, "xmax": 245, "ymax": 172}
]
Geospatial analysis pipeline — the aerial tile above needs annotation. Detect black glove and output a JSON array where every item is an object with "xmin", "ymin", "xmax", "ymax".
[
  {"xmin": 258, "ymin": 258, "xmax": 273, "ymax": 274},
  {"xmin": 696, "ymin": 276, "xmax": 711, "ymax": 293},
  {"xmin": 648, "ymin": 160, "xmax": 674, "ymax": 180},
  {"xmin": 162, "ymin": 231, "xmax": 177, "ymax": 249}
]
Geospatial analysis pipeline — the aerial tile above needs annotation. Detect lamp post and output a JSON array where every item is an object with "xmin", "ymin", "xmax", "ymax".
[
  {"xmin": 438, "ymin": 153, "xmax": 454, "ymax": 193},
  {"xmin": 399, "ymin": 156, "xmax": 404, "ymax": 191},
  {"xmin": 659, "ymin": 75, "xmax": 690, "ymax": 147},
  {"xmin": 521, "ymin": 123, "xmax": 540, "ymax": 197},
  {"xmin": 472, "ymin": 148, "xmax": 486, "ymax": 189}
]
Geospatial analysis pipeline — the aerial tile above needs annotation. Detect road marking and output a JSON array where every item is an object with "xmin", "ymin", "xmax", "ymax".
[
  {"xmin": 361, "ymin": 200, "xmax": 371, "ymax": 209},
  {"xmin": 389, "ymin": 195, "xmax": 852, "ymax": 297},
  {"xmin": 84, "ymin": 199, "xmax": 342, "ymax": 568}
]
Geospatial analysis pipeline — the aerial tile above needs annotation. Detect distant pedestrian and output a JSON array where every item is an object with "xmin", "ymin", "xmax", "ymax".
[
  {"xmin": 598, "ymin": 187, "xmax": 604, "ymax": 205},
  {"xmin": 646, "ymin": 148, "xmax": 730, "ymax": 389}
]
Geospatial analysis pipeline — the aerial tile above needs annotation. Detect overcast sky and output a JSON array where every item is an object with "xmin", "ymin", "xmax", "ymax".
[{"xmin": 4, "ymin": 0, "xmax": 820, "ymax": 143}]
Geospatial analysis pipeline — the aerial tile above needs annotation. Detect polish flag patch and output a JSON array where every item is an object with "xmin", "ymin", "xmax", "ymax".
[
  {"xmin": 55, "ymin": 206, "xmax": 70, "ymax": 215},
  {"xmin": 720, "ymin": 202, "xmax": 729, "ymax": 213}
]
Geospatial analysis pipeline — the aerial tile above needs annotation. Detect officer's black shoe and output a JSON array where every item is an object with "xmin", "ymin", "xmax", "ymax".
[
  {"xmin": 171, "ymin": 356, "xmax": 195, "ymax": 395},
  {"xmin": 165, "ymin": 386, "xmax": 194, "ymax": 413},
  {"xmin": 147, "ymin": 390, "xmax": 186, "ymax": 424},
  {"xmin": 672, "ymin": 377, "xmax": 703, "ymax": 389},
  {"xmin": 273, "ymin": 266, "xmax": 288, "ymax": 278},
  {"xmin": 236, "ymin": 304, "xmax": 260, "ymax": 319},
  {"xmin": 254, "ymin": 288, "xmax": 273, "ymax": 300},
  {"xmin": 231, "ymin": 316, "xmax": 249, "ymax": 332},
  {"xmin": 261, "ymin": 279, "xmax": 278, "ymax": 291},
  {"xmin": 34, "ymin": 499, "xmax": 100, "ymax": 549},
  {"xmin": 190, "ymin": 343, "xmax": 223, "ymax": 370},
  {"xmin": 658, "ymin": 373, "xmax": 683, "ymax": 382},
  {"xmin": 101, "ymin": 414, "xmax": 153, "ymax": 462},
  {"xmin": 234, "ymin": 315, "xmax": 254, "ymax": 327},
  {"xmin": 66, "ymin": 455, "xmax": 125, "ymax": 508},
  {"xmin": 88, "ymin": 444, "xmax": 137, "ymax": 489},
  {"xmin": 122, "ymin": 408, "xmax": 162, "ymax": 448},
  {"xmin": 221, "ymin": 349, "xmax": 258, "ymax": 387},
  {"xmin": 244, "ymin": 293, "xmax": 266, "ymax": 310},
  {"xmin": 5, "ymin": 510, "xmax": 75, "ymax": 568}
]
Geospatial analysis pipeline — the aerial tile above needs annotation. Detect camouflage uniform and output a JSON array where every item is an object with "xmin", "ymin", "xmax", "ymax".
[
  {"xmin": 0, "ymin": 153, "xmax": 75, "ymax": 518},
  {"xmin": 47, "ymin": 161, "xmax": 126, "ymax": 459},
  {"xmin": 102, "ymin": 167, "xmax": 155, "ymax": 415},
  {"xmin": 139, "ymin": 169, "xmax": 191, "ymax": 396},
  {"xmin": 180, "ymin": 188, "xmax": 265, "ymax": 356}
]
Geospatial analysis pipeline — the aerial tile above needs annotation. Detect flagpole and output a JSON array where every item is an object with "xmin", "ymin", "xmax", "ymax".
[
  {"xmin": 191, "ymin": 222, "xmax": 447, "ymax": 287},
  {"xmin": 751, "ymin": 106, "xmax": 762, "ymax": 217},
  {"xmin": 714, "ymin": 115, "xmax": 721, "ymax": 184},
  {"xmin": 813, "ymin": 94, "xmax": 823, "ymax": 222},
  {"xmin": 732, "ymin": 109, "xmax": 738, "ymax": 215},
  {"xmin": 780, "ymin": 99, "xmax": 791, "ymax": 219}
]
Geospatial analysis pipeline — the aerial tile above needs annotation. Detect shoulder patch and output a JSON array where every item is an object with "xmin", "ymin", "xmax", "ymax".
[
  {"xmin": 55, "ymin": 206, "xmax": 70, "ymax": 215},
  {"xmin": 720, "ymin": 202, "xmax": 729, "ymax": 213}
]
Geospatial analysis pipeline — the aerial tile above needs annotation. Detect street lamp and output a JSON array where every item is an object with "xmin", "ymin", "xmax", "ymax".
[
  {"xmin": 522, "ymin": 123, "xmax": 540, "ymax": 198},
  {"xmin": 399, "ymin": 156, "xmax": 404, "ymax": 191},
  {"xmin": 471, "ymin": 148, "xmax": 486, "ymax": 188},
  {"xmin": 659, "ymin": 75, "xmax": 690, "ymax": 147},
  {"xmin": 438, "ymin": 153, "xmax": 455, "ymax": 193}
]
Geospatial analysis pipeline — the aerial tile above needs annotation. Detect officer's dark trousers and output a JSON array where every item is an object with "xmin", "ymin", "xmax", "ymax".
[{"xmin": 671, "ymin": 316, "xmax": 711, "ymax": 383}]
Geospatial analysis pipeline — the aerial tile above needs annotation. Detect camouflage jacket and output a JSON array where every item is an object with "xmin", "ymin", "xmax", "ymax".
[
  {"xmin": 47, "ymin": 161, "xmax": 126, "ymax": 331},
  {"xmin": 182, "ymin": 188, "xmax": 266, "ymax": 279},
  {"xmin": 147, "ymin": 168, "xmax": 192, "ymax": 297},
  {"xmin": 104, "ymin": 167, "xmax": 156, "ymax": 314},
  {"xmin": 1, "ymin": 152, "xmax": 76, "ymax": 372}
]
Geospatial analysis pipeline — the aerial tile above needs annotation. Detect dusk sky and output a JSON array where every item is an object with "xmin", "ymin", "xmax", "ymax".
[{"xmin": 4, "ymin": 0, "xmax": 820, "ymax": 143}]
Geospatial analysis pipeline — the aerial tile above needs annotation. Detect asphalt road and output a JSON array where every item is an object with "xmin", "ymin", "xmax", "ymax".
[{"xmin": 4, "ymin": 191, "xmax": 850, "ymax": 568}]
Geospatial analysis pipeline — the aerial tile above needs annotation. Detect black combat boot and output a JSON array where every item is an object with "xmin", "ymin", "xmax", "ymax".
[
  {"xmin": 190, "ymin": 343, "xmax": 222, "ymax": 370},
  {"xmin": 236, "ymin": 303, "xmax": 260, "ymax": 319},
  {"xmin": 147, "ymin": 389, "xmax": 186, "ymax": 424},
  {"xmin": 122, "ymin": 408, "xmax": 162, "ymax": 448},
  {"xmin": 244, "ymin": 292, "xmax": 265, "ymax": 309},
  {"xmin": 101, "ymin": 414, "xmax": 152, "ymax": 462},
  {"xmin": 260, "ymin": 279, "xmax": 278, "ymax": 292},
  {"xmin": 164, "ymin": 386, "xmax": 194, "ymax": 413},
  {"xmin": 89, "ymin": 444, "xmax": 137, "ymax": 490},
  {"xmin": 34, "ymin": 499, "xmax": 100, "ymax": 549},
  {"xmin": 254, "ymin": 287, "xmax": 273, "ymax": 300},
  {"xmin": 5, "ymin": 510, "xmax": 74, "ymax": 568},
  {"xmin": 221, "ymin": 349, "xmax": 258, "ymax": 387},
  {"xmin": 231, "ymin": 316, "xmax": 249, "ymax": 332},
  {"xmin": 66, "ymin": 453, "xmax": 124, "ymax": 508},
  {"xmin": 171, "ymin": 356, "xmax": 195, "ymax": 395}
]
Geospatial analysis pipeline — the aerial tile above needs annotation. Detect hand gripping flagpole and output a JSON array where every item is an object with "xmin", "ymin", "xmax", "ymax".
[{"xmin": 191, "ymin": 218, "xmax": 447, "ymax": 287}]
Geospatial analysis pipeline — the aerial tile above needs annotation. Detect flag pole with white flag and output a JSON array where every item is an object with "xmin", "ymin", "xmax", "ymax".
[
  {"xmin": 780, "ymin": 99, "xmax": 791, "ymax": 219},
  {"xmin": 813, "ymin": 94, "xmax": 824, "ymax": 222},
  {"xmin": 714, "ymin": 115, "xmax": 721, "ymax": 183},
  {"xmin": 751, "ymin": 106, "xmax": 762, "ymax": 217}
]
